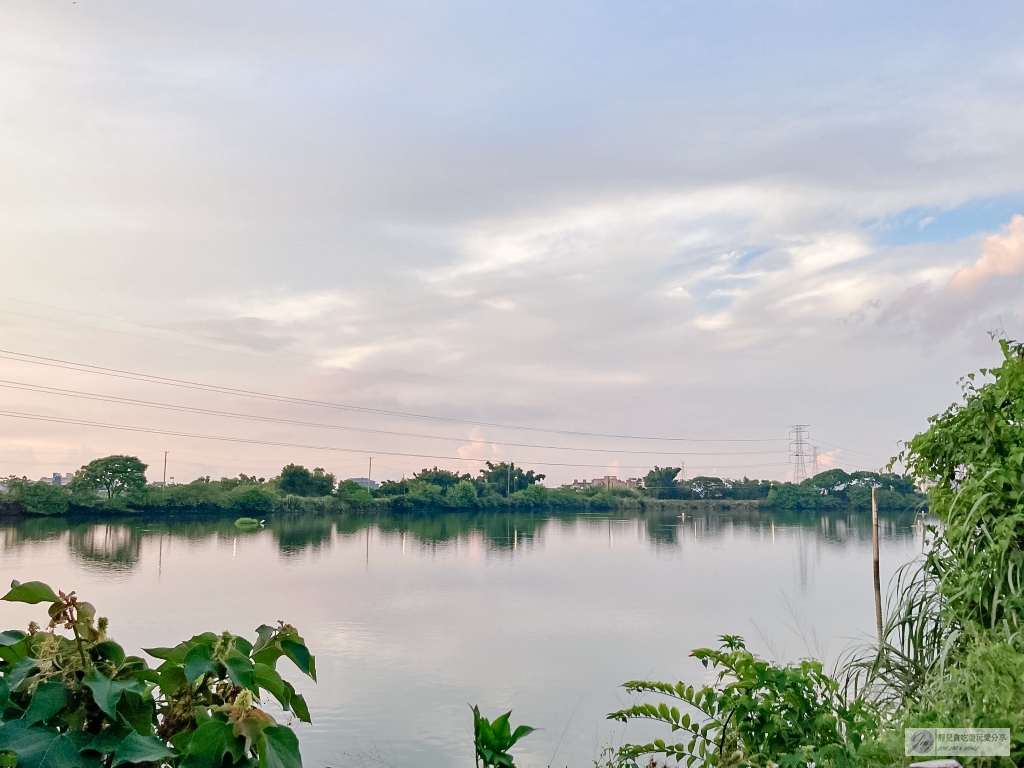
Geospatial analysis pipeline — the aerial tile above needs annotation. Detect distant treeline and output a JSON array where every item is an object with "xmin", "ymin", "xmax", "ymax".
[
  {"xmin": 0, "ymin": 455, "xmax": 926, "ymax": 518},
  {"xmin": 641, "ymin": 466, "xmax": 926, "ymax": 512}
]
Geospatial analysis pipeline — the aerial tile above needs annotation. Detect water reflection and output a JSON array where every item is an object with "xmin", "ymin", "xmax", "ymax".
[{"xmin": 0, "ymin": 505, "xmax": 923, "ymax": 574}]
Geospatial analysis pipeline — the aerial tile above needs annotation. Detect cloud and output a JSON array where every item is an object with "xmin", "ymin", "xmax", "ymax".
[{"xmin": 948, "ymin": 215, "xmax": 1024, "ymax": 292}]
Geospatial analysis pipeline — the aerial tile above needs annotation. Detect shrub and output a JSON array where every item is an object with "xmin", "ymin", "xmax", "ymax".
[{"xmin": 0, "ymin": 580, "xmax": 315, "ymax": 768}]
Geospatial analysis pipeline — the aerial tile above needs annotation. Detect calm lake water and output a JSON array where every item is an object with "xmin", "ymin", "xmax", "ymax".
[{"xmin": 0, "ymin": 507, "xmax": 924, "ymax": 768}]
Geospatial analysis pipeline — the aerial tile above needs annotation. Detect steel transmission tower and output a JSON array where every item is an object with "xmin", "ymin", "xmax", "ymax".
[{"xmin": 789, "ymin": 425, "xmax": 811, "ymax": 483}]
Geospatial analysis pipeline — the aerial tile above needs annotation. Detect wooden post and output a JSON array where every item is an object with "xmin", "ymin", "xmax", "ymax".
[{"xmin": 872, "ymin": 486, "xmax": 883, "ymax": 646}]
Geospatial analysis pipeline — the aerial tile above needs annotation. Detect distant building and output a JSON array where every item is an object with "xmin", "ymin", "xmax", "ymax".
[
  {"xmin": 37, "ymin": 473, "xmax": 74, "ymax": 486},
  {"xmin": 346, "ymin": 477, "xmax": 380, "ymax": 491},
  {"xmin": 567, "ymin": 476, "xmax": 640, "ymax": 490}
]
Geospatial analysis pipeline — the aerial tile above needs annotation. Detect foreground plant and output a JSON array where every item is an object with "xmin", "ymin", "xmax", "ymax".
[
  {"xmin": 0, "ymin": 580, "xmax": 315, "ymax": 768},
  {"xmin": 609, "ymin": 636, "xmax": 876, "ymax": 768},
  {"xmin": 471, "ymin": 705, "xmax": 534, "ymax": 768}
]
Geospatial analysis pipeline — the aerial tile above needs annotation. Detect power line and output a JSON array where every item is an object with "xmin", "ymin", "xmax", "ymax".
[
  {"xmin": 0, "ymin": 409, "xmax": 793, "ymax": 471},
  {"xmin": 0, "ymin": 349, "xmax": 787, "ymax": 444},
  {"xmin": 0, "ymin": 379, "xmax": 789, "ymax": 457}
]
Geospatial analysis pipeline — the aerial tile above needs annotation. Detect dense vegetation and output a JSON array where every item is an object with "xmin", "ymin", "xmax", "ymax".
[
  {"xmin": 0, "ymin": 580, "xmax": 316, "ymax": 768},
  {"xmin": 2, "ymin": 455, "xmax": 924, "ymax": 519}
]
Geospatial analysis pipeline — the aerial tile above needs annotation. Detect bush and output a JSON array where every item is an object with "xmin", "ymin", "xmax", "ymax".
[
  {"xmin": 2, "ymin": 478, "xmax": 69, "ymax": 516},
  {"xmin": 0, "ymin": 580, "xmax": 316, "ymax": 768}
]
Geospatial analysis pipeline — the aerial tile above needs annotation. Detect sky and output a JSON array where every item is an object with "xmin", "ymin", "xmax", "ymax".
[{"xmin": 2, "ymin": 0, "xmax": 1024, "ymax": 485}]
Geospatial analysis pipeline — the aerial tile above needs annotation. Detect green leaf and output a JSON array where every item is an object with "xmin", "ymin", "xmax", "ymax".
[
  {"xmin": 258, "ymin": 726, "xmax": 302, "ymax": 768},
  {"xmin": 279, "ymin": 640, "xmax": 316, "ymax": 682},
  {"xmin": 252, "ymin": 664, "xmax": 289, "ymax": 708},
  {"xmin": 0, "ymin": 720, "xmax": 61, "ymax": 768},
  {"xmin": 225, "ymin": 656, "xmax": 254, "ymax": 690},
  {"xmin": 24, "ymin": 682, "xmax": 67, "ymax": 726},
  {"xmin": 82, "ymin": 725, "xmax": 130, "ymax": 756},
  {"xmin": 0, "ymin": 632, "xmax": 26, "ymax": 647},
  {"xmin": 0, "ymin": 678, "xmax": 8, "ymax": 712},
  {"xmin": 6, "ymin": 658, "xmax": 39, "ymax": 691},
  {"xmin": 88, "ymin": 641, "xmax": 126, "ymax": 668},
  {"xmin": 157, "ymin": 664, "xmax": 188, "ymax": 697},
  {"xmin": 184, "ymin": 720, "xmax": 243, "ymax": 764},
  {"xmin": 111, "ymin": 732, "xmax": 172, "ymax": 767},
  {"xmin": 288, "ymin": 692, "xmax": 310, "ymax": 724},
  {"xmin": 82, "ymin": 671, "xmax": 144, "ymax": 720},
  {"xmin": 116, "ymin": 692, "xmax": 155, "ymax": 736},
  {"xmin": 36, "ymin": 732, "xmax": 85, "ymax": 768},
  {"xmin": 183, "ymin": 644, "xmax": 217, "ymax": 684},
  {"xmin": 143, "ymin": 645, "xmax": 188, "ymax": 664},
  {"xmin": 1, "ymin": 582, "xmax": 60, "ymax": 605}
]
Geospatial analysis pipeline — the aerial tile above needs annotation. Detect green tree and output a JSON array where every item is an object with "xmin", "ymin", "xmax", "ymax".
[
  {"xmin": 445, "ymin": 479, "xmax": 479, "ymax": 508},
  {"xmin": 415, "ymin": 467, "xmax": 471, "ymax": 489},
  {"xmin": 642, "ymin": 466, "xmax": 681, "ymax": 499},
  {"xmin": 478, "ymin": 462, "xmax": 545, "ymax": 497},
  {"xmin": 1, "ymin": 477, "xmax": 70, "ymax": 516},
  {"xmin": 277, "ymin": 464, "xmax": 335, "ymax": 497},
  {"xmin": 72, "ymin": 455, "xmax": 148, "ymax": 498}
]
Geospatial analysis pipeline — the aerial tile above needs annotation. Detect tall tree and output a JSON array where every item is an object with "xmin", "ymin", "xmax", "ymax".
[
  {"xmin": 278, "ymin": 464, "xmax": 336, "ymax": 496},
  {"xmin": 642, "ymin": 466, "xmax": 681, "ymax": 499},
  {"xmin": 478, "ymin": 462, "xmax": 545, "ymax": 497},
  {"xmin": 72, "ymin": 455, "xmax": 148, "ymax": 498}
]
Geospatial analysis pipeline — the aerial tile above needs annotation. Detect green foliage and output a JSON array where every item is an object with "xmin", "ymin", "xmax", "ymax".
[
  {"xmin": 642, "ymin": 466, "xmax": 682, "ymax": 499},
  {"xmin": 277, "ymin": 465, "xmax": 335, "ymax": 497},
  {"xmin": 471, "ymin": 705, "xmax": 534, "ymax": 768},
  {"xmin": 766, "ymin": 471, "xmax": 923, "ymax": 513},
  {"xmin": 477, "ymin": 462, "xmax": 545, "ymax": 498},
  {"xmin": 0, "ymin": 479, "xmax": 69, "ymax": 517},
  {"xmin": 609, "ymin": 637, "xmax": 876, "ymax": 768},
  {"xmin": 72, "ymin": 456, "xmax": 149, "ymax": 499},
  {"xmin": 0, "ymin": 579, "xmax": 315, "ymax": 768}
]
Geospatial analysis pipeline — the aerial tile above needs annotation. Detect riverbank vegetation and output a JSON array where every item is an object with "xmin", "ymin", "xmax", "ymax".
[
  {"xmin": 590, "ymin": 337, "xmax": 1024, "ymax": 768},
  {"xmin": 1, "ymin": 455, "xmax": 924, "ymax": 520}
]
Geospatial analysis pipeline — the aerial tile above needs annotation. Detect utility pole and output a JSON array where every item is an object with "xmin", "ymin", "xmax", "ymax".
[
  {"xmin": 368, "ymin": 457, "xmax": 372, "ymax": 490},
  {"xmin": 507, "ymin": 463, "xmax": 511, "ymax": 497},
  {"xmin": 163, "ymin": 451, "xmax": 168, "ymax": 486},
  {"xmin": 872, "ymin": 486, "xmax": 883, "ymax": 646},
  {"xmin": 789, "ymin": 425, "xmax": 810, "ymax": 483},
  {"xmin": 680, "ymin": 461, "xmax": 686, "ymax": 480}
]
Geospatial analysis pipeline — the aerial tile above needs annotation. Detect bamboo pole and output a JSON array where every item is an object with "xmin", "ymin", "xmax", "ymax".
[{"xmin": 872, "ymin": 486, "xmax": 883, "ymax": 646}]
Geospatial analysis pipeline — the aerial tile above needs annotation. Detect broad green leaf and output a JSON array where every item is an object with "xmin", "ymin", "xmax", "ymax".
[
  {"xmin": 37, "ymin": 733, "xmax": 86, "ymax": 768},
  {"xmin": 183, "ymin": 644, "xmax": 217, "ymax": 684},
  {"xmin": 82, "ymin": 671, "xmax": 143, "ymax": 720},
  {"xmin": 0, "ymin": 721, "xmax": 59, "ymax": 768},
  {"xmin": 111, "ymin": 732, "xmax": 172, "ymax": 767},
  {"xmin": 0, "ymin": 678, "xmax": 8, "ymax": 712},
  {"xmin": 24, "ymin": 682, "xmax": 67, "ymax": 726},
  {"xmin": 158, "ymin": 664, "xmax": 188, "ymax": 696},
  {"xmin": 253, "ymin": 664, "xmax": 289, "ymax": 708},
  {"xmin": 6, "ymin": 658, "xmax": 39, "ymax": 691},
  {"xmin": 82, "ymin": 725, "xmax": 129, "ymax": 756},
  {"xmin": 258, "ymin": 726, "xmax": 302, "ymax": 768},
  {"xmin": 234, "ymin": 636, "xmax": 254, "ymax": 656},
  {"xmin": 0, "ymin": 632, "xmax": 26, "ymax": 647},
  {"xmin": 184, "ymin": 720, "xmax": 243, "ymax": 763},
  {"xmin": 143, "ymin": 645, "xmax": 188, "ymax": 664},
  {"xmin": 280, "ymin": 639, "xmax": 316, "ymax": 680},
  {"xmin": 225, "ymin": 656, "xmax": 254, "ymax": 690},
  {"xmin": 288, "ymin": 691, "xmax": 310, "ymax": 724},
  {"xmin": 188, "ymin": 633, "xmax": 219, "ymax": 648},
  {"xmin": 115, "ymin": 692, "xmax": 155, "ymax": 736},
  {"xmin": 1, "ymin": 582, "xmax": 59, "ymax": 605},
  {"xmin": 88, "ymin": 641, "xmax": 125, "ymax": 667}
]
